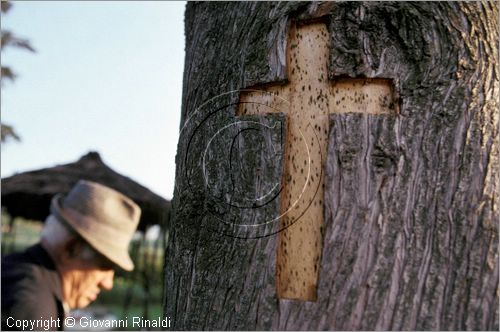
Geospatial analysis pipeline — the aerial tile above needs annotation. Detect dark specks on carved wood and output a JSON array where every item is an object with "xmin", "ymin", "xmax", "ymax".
[{"xmin": 167, "ymin": 2, "xmax": 498, "ymax": 330}]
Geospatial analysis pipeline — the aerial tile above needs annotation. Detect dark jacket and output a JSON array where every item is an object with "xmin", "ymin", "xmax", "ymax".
[{"xmin": 1, "ymin": 244, "xmax": 66, "ymax": 331}]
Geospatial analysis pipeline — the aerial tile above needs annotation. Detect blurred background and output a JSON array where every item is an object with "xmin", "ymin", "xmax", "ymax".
[{"xmin": 1, "ymin": 1, "xmax": 185, "ymax": 330}]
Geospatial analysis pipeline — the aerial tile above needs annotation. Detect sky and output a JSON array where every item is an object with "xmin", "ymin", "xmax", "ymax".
[{"xmin": 1, "ymin": 1, "xmax": 185, "ymax": 200}]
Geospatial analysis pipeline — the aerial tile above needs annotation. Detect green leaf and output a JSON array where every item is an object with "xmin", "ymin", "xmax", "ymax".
[
  {"xmin": 1, "ymin": 1, "xmax": 12, "ymax": 14},
  {"xmin": 1, "ymin": 122, "xmax": 21, "ymax": 143},
  {"xmin": 1, "ymin": 65, "xmax": 16, "ymax": 82},
  {"xmin": 1, "ymin": 30, "xmax": 36, "ymax": 52}
]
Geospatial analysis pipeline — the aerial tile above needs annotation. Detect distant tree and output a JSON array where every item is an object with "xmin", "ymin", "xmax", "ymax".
[{"xmin": 1, "ymin": 0, "xmax": 35, "ymax": 143}]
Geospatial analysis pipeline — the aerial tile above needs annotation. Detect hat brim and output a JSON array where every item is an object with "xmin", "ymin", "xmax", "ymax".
[{"xmin": 51, "ymin": 194, "xmax": 135, "ymax": 271}]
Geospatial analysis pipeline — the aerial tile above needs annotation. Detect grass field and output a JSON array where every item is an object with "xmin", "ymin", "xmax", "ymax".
[{"xmin": 1, "ymin": 214, "xmax": 165, "ymax": 330}]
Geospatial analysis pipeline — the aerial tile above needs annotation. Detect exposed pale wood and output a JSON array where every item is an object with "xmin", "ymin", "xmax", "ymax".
[
  {"xmin": 166, "ymin": 2, "xmax": 498, "ymax": 330},
  {"xmin": 238, "ymin": 23, "xmax": 395, "ymax": 301},
  {"xmin": 238, "ymin": 23, "xmax": 330, "ymax": 301},
  {"xmin": 331, "ymin": 78, "xmax": 397, "ymax": 115}
]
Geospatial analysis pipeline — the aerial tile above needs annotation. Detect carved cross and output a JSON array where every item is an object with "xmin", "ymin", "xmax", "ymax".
[{"xmin": 237, "ymin": 22, "xmax": 397, "ymax": 301}]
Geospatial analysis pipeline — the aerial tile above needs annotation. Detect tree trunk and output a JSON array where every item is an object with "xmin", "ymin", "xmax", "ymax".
[{"xmin": 165, "ymin": 2, "xmax": 498, "ymax": 330}]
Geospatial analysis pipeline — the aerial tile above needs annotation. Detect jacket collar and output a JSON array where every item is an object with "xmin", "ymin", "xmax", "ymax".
[{"xmin": 26, "ymin": 244, "xmax": 65, "ymax": 306}]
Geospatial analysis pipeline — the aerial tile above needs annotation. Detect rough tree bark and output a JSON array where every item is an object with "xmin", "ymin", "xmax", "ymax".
[{"xmin": 165, "ymin": 2, "xmax": 498, "ymax": 330}]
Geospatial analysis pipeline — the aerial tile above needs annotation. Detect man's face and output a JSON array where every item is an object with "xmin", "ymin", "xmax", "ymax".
[{"xmin": 60, "ymin": 243, "xmax": 116, "ymax": 309}]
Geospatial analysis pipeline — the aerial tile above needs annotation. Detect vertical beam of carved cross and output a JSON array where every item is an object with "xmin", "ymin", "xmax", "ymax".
[{"xmin": 237, "ymin": 22, "xmax": 396, "ymax": 301}]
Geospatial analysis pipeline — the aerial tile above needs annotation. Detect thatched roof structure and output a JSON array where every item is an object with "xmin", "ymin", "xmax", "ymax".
[{"xmin": 1, "ymin": 152, "xmax": 170, "ymax": 231}]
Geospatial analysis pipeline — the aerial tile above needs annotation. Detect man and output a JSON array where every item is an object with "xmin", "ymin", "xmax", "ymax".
[{"xmin": 1, "ymin": 180, "xmax": 141, "ymax": 331}]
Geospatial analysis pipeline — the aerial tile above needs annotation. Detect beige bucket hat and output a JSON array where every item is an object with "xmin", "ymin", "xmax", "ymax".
[{"xmin": 50, "ymin": 180, "xmax": 141, "ymax": 271}]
